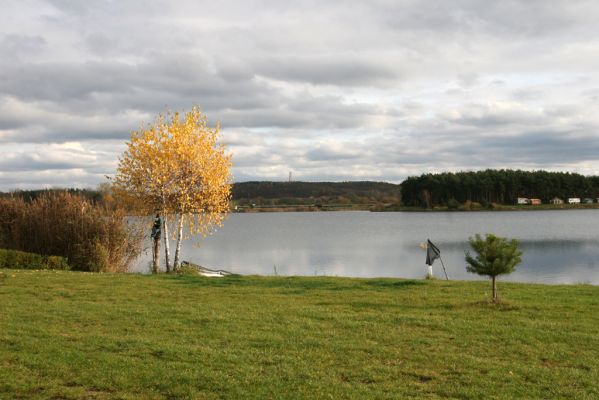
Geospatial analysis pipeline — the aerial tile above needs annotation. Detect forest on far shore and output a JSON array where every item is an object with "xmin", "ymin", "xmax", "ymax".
[
  {"xmin": 400, "ymin": 169, "xmax": 599, "ymax": 208},
  {"xmin": 3, "ymin": 169, "xmax": 599, "ymax": 210}
]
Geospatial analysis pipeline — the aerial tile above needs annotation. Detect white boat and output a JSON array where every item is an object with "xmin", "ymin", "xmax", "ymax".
[{"xmin": 180, "ymin": 261, "xmax": 232, "ymax": 277}]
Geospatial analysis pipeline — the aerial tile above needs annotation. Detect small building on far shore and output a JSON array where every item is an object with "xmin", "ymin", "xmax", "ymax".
[
  {"xmin": 583, "ymin": 198, "xmax": 594, "ymax": 204},
  {"xmin": 530, "ymin": 198, "xmax": 541, "ymax": 205},
  {"xmin": 568, "ymin": 198, "xmax": 581, "ymax": 204},
  {"xmin": 550, "ymin": 197, "xmax": 564, "ymax": 205},
  {"xmin": 517, "ymin": 197, "xmax": 529, "ymax": 205}
]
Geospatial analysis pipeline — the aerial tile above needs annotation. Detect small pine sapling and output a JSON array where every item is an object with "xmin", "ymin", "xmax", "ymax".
[{"xmin": 465, "ymin": 233, "xmax": 522, "ymax": 302}]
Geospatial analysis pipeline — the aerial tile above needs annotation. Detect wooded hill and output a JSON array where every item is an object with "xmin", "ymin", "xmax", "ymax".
[
  {"xmin": 232, "ymin": 181, "xmax": 401, "ymax": 207},
  {"xmin": 1, "ymin": 182, "xmax": 403, "ymax": 208},
  {"xmin": 400, "ymin": 169, "xmax": 599, "ymax": 208}
]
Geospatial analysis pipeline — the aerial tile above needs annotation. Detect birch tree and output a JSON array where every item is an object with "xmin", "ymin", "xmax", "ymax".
[{"xmin": 113, "ymin": 107, "xmax": 232, "ymax": 272}]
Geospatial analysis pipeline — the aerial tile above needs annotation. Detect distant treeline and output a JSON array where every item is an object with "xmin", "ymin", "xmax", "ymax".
[
  {"xmin": 401, "ymin": 170, "xmax": 599, "ymax": 208},
  {"xmin": 1, "ymin": 182, "xmax": 403, "ymax": 208},
  {"xmin": 0, "ymin": 188, "xmax": 104, "ymax": 203},
  {"xmin": 232, "ymin": 181, "xmax": 402, "ymax": 206},
  {"xmin": 4, "ymin": 170, "xmax": 599, "ymax": 210}
]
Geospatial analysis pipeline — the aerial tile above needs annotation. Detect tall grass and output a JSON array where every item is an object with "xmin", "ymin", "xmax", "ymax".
[{"xmin": 0, "ymin": 192, "xmax": 143, "ymax": 272}]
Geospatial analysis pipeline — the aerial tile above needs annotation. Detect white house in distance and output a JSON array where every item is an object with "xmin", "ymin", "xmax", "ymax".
[
  {"xmin": 568, "ymin": 198, "xmax": 581, "ymax": 204},
  {"xmin": 550, "ymin": 197, "xmax": 564, "ymax": 205},
  {"xmin": 517, "ymin": 197, "xmax": 529, "ymax": 205}
]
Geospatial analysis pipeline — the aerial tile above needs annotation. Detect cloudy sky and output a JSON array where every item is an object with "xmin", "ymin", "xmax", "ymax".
[{"xmin": 1, "ymin": 0, "xmax": 599, "ymax": 190}]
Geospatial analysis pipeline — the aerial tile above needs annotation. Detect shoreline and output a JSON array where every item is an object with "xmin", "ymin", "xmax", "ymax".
[
  {"xmin": 233, "ymin": 204, "xmax": 599, "ymax": 212},
  {"xmin": 2, "ymin": 267, "xmax": 598, "ymax": 286}
]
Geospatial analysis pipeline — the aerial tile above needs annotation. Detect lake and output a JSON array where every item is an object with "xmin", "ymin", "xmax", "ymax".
[{"xmin": 134, "ymin": 210, "xmax": 599, "ymax": 284}]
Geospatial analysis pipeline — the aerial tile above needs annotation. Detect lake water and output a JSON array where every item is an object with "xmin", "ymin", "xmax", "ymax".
[{"xmin": 134, "ymin": 210, "xmax": 599, "ymax": 284}]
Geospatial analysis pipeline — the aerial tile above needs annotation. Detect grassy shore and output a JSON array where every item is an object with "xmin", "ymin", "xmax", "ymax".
[
  {"xmin": 1, "ymin": 270, "xmax": 598, "ymax": 399},
  {"xmin": 395, "ymin": 203, "xmax": 599, "ymax": 212},
  {"xmin": 232, "ymin": 203, "xmax": 599, "ymax": 212}
]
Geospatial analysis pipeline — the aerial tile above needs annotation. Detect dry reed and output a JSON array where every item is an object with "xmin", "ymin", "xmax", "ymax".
[{"xmin": 0, "ymin": 192, "xmax": 143, "ymax": 272}]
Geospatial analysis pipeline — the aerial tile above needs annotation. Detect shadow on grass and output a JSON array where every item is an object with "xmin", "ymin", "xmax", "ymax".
[
  {"xmin": 364, "ymin": 279, "xmax": 425, "ymax": 289},
  {"xmin": 464, "ymin": 300, "xmax": 521, "ymax": 311}
]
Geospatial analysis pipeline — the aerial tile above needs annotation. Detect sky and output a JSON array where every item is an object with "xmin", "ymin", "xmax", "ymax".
[{"xmin": 1, "ymin": 0, "xmax": 599, "ymax": 190}]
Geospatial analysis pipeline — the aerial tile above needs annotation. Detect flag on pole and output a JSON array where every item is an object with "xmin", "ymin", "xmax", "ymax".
[{"xmin": 425, "ymin": 239, "xmax": 440, "ymax": 266}]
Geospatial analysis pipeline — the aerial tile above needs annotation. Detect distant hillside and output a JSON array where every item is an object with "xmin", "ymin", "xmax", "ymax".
[
  {"xmin": 232, "ymin": 181, "xmax": 401, "ymax": 207},
  {"xmin": 1, "ymin": 181, "xmax": 402, "ymax": 209}
]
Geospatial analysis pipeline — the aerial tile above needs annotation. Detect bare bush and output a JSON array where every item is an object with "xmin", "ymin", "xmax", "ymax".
[{"xmin": 0, "ymin": 192, "xmax": 143, "ymax": 272}]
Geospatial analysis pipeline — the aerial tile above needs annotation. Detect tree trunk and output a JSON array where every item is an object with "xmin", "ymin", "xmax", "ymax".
[
  {"xmin": 173, "ymin": 214, "xmax": 184, "ymax": 271},
  {"xmin": 152, "ymin": 235, "xmax": 160, "ymax": 274},
  {"xmin": 163, "ymin": 213, "xmax": 171, "ymax": 272},
  {"xmin": 492, "ymin": 276, "xmax": 497, "ymax": 302}
]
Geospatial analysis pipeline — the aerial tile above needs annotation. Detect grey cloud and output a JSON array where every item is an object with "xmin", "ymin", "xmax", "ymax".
[
  {"xmin": 255, "ymin": 56, "xmax": 400, "ymax": 87},
  {"xmin": 581, "ymin": 88, "xmax": 599, "ymax": 101},
  {"xmin": 479, "ymin": 131, "xmax": 599, "ymax": 164},
  {"xmin": 0, "ymin": 34, "xmax": 46, "ymax": 59},
  {"xmin": 0, "ymin": 143, "xmax": 106, "ymax": 172},
  {"xmin": 403, "ymin": 126, "xmax": 599, "ymax": 170},
  {"xmin": 217, "ymin": 96, "xmax": 399, "ymax": 130},
  {"xmin": 0, "ymin": 157, "xmax": 86, "ymax": 172},
  {"xmin": 511, "ymin": 88, "xmax": 546, "ymax": 101},
  {"xmin": 446, "ymin": 104, "xmax": 544, "ymax": 128},
  {"xmin": 305, "ymin": 144, "xmax": 364, "ymax": 162},
  {"xmin": 0, "ymin": 98, "xmax": 143, "ymax": 142},
  {"xmin": 456, "ymin": 73, "xmax": 480, "ymax": 88},
  {"xmin": 380, "ymin": 0, "xmax": 599, "ymax": 39},
  {"xmin": 2, "ymin": 0, "xmax": 599, "ymax": 190},
  {"xmin": 0, "ymin": 170, "xmax": 105, "ymax": 191},
  {"xmin": 0, "ymin": 62, "xmax": 130, "ymax": 103}
]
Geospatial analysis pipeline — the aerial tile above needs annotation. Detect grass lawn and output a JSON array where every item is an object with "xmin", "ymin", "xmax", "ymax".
[{"xmin": 1, "ymin": 270, "xmax": 598, "ymax": 399}]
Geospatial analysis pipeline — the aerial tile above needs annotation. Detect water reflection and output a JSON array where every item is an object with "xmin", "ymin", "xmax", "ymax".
[{"xmin": 133, "ymin": 210, "xmax": 599, "ymax": 284}]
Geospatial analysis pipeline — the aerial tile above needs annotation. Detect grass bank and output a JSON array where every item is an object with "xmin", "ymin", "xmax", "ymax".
[
  {"xmin": 1, "ymin": 270, "xmax": 598, "ymax": 399},
  {"xmin": 395, "ymin": 203, "xmax": 599, "ymax": 212}
]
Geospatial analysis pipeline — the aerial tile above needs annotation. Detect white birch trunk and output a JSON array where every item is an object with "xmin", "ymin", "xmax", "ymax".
[
  {"xmin": 163, "ymin": 213, "xmax": 171, "ymax": 272},
  {"xmin": 173, "ymin": 214, "xmax": 185, "ymax": 271}
]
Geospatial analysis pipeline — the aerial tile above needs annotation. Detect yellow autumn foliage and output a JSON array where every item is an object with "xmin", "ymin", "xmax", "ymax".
[{"xmin": 113, "ymin": 106, "xmax": 232, "ymax": 238}]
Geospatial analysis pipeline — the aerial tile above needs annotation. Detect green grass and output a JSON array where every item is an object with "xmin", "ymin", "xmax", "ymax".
[{"xmin": 1, "ymin": 270, "xmax": 598, "ymax": 399}]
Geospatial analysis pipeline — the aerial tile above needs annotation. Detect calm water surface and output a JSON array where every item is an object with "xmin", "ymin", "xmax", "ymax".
[{"xmin": 134, "ymin": 210, "xmax": 599, "ymax": 284}]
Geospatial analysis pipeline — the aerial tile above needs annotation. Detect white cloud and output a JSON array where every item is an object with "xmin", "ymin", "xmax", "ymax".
[{"xmin": 1, "ymin": 0, "xmax": 599, "ymax": 190}]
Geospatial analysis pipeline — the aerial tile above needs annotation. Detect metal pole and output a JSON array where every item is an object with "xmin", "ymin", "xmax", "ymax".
[{"xmin": 439, "ymin": 256, "xmax": 449, "ymax": 280}]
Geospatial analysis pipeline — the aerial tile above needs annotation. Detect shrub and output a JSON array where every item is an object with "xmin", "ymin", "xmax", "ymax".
[
  {"xmin": 465, "ymin": 233, "xmax": 522, "ymax": 302},
  {"xmin": 447, "ymin": 198, "xmax": 460, "ymax": 210},
  {"xmin": 46, "ymin": 255, "xmax": 70, "ymax": 270},
  {"xmin": 0, "ymin": 249, "xmax": 70, "ymax": 270},
  {"xmin": 177, "ymin": 263, "xmax": 202, "ymax": 276},
  {"xmin": 0, "ymin": 192, "xmax": 143, "ymax": 272}
]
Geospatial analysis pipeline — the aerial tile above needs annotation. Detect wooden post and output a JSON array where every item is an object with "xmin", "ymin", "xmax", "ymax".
[
  {"xmin": 151, "ymin": 214, "xmax": 161, "ymax": 274},
  {"xmin": 163, "ymin": 214, "xmax": 170, "ymax": 272},
  {"xmin": 152, "ymin": 236, "xmax": 160, "ymax": 274}
]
